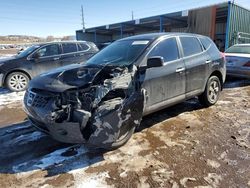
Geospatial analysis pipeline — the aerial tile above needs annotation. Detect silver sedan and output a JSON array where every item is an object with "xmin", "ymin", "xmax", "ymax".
[{"xmin": 225, "ymin": 44, "xmax": 250, "ymax": 78}]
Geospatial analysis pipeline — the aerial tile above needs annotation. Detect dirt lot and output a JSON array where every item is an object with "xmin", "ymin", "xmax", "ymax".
[{"xmin": 0, "ymin": 79, "xmax": 249, "ymax": 188}]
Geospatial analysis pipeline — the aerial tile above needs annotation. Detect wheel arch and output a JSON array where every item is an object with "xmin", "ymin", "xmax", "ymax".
[{"xmin": 209, "ymin": 70, "xmax": 223, "ymax": 90}]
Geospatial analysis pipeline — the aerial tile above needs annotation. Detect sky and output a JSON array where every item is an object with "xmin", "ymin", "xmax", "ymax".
[{"xmin": 0, "ymin": 0, "xmax": 250, "ymax": 37}]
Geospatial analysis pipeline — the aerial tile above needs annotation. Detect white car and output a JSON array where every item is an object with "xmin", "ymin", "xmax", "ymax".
[{"xmin": 224, "ymin": 44, "xmax": 250, "ymax": 78}]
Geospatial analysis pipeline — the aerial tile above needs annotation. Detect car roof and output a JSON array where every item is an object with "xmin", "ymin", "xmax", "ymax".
[
  {"xmin": 35, "ymin": 41, "xmax": 90, "ymax": 46},
  {"xmin": 118, "ymin": 32, "xmax": 205, "ymax": 41}
]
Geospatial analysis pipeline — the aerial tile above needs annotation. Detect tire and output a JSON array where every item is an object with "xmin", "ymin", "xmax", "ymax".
[
  {"xmin": 110, "ymin": 125, "xmax": 135, "ymax": 150},
  {"xmin": 91, "ymin": 98, "xmax": 136, "ymax": 150},
  {"xmin": 199, "ymin": 76, "xmax": 221, "ymax": 107},
  {"xmin": 6, "ymin": 72, "xmax": 30, "ymax": 92}
]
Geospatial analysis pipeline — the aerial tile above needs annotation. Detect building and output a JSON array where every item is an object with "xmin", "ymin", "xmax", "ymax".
[{"xmin": 76, "ymin": 1, "xmax": 250, "ymax": 51}]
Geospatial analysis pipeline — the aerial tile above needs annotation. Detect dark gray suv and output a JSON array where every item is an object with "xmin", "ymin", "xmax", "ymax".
[
  {"xmin": 23, "ymin": 33, "xmax": 226, "ymax": 149},
  {"xmin": 0, "ymin": 41, "xmax": 98, "ymax": 91}
]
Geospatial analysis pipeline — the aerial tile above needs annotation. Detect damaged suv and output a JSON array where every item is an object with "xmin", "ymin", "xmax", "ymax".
[{"xmin": 23, "ymin": 33, "xmax": 226, "ymax": 149}]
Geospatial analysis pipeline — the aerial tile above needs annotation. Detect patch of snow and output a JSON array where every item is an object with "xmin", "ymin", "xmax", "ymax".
[
  {"xmin": 180, "ymin": 177, "xmax": 196, "ymax": 188},
  {"xmin": 0, "ymin": 54, "xmax": 14, "ymax": 59},
  {"xmin": 72, "ymin": 171, "xmax": 110, "ymax": 188},
  {"xmin": 206, "ymin": 159, "xmax": 221, "ymax": 168},
  {"xmin": 0, "ymin": 89, "xmax": 24, "ymax": 106},
  {"xmin": 35, "ymin": 146, "xmax": 88, "ymax": 169}
]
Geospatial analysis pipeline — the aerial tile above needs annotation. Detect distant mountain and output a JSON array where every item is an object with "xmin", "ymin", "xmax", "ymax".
[{"xmin": 0, "ymin": 35, "xmax": 76, "ymax": 44}]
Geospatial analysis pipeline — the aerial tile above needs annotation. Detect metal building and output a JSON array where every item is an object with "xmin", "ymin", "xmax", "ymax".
[{"xmin": 76, "ymin": 1, "xmax": 250, "ymax": 51}]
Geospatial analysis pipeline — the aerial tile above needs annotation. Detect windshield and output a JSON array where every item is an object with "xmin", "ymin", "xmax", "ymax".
[
  {"xmin": 86, "ymin": 40, "xmax": 150, "ymax": 66},
  {"xmin": 225, "ymin": 45, "xmax": 250, "ymax": 54},
  {"xmin": 16, "ymin": 45, "xmax": 40, "ymax": 58}
]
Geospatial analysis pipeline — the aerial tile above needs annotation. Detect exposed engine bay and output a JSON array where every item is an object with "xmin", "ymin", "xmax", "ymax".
[{"xmin": 24, "ymin": 64, "xmax": 144, "ymax": 148}]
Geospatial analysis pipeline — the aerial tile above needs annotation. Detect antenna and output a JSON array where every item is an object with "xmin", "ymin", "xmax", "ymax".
[
  {"xmin": 132, "ymin": 11, "xmax": 134, "ymax": 20},
  {"xmin": 81, "ymin": 5, "xmax": 85, "ymax": 32}
]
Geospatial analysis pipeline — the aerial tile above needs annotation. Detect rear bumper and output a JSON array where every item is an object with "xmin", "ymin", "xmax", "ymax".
[{"xmin": 226, "ymin": 67, "xmax": 250, "ymax": 78}]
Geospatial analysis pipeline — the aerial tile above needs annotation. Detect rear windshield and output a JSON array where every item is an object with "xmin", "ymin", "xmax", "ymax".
[{"xmin": 225, "ymin": 45, "xmax": 250, "ymax": 54}]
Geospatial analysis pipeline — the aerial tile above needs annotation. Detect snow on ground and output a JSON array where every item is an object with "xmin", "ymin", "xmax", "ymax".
[
  {"xmin": 0, "ymin": 54, "xmax": 14, "ymax": 59},
  {"xmin": 0, "ymin": 88, "xmax": 25, "ymax": 106}
]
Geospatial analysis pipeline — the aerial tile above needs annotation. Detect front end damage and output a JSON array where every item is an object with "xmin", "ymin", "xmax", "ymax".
[{"xmin": 24, "ymin": 65, "xmax": 144, "ymax": 148}]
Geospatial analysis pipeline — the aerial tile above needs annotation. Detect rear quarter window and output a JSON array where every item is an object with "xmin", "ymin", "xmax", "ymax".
[
  {"xmin": 62, "ymin": 43, "xmax": 77, "ymax": 53},
  {"xmin": 77, "ymin": 43, "xmax": 90, "ymax": 51},
  {"xmin": 180, "ymin": 37, "xmax": 203, "ymax": 57},
  {"xmin": 199, "ymin": 37, "xmax": 211, "ymax": 50}
]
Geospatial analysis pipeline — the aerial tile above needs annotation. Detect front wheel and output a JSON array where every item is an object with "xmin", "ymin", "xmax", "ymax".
[
  {"xmin": 110, "ymin": 125, "xmax": 135, "ymax": 150},
  {"xmin": 6, "ymin": 72, "xmax": 30, "ymax": 92},
  {"xmin": 199, "ymin": 76, "xmax": 221, "ymax": 107}
]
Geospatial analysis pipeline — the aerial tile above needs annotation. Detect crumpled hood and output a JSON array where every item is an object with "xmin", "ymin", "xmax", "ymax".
[{"xmin": 29, "ymin": 63, "xmax": 103, "ymax": 92}]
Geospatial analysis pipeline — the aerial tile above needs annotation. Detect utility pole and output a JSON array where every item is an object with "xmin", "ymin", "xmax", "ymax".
[
  {"xmin": 81, "ymin": 5, "xmax": 85, "ymax": 32},
  {"xmin": 132, "ymin": 10, "xmax": 134, "ymax": 20}
]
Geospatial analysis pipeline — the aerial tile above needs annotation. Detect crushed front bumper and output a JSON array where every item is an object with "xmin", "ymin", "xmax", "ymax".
[{"xmin": 23, "ymin": 90, "xmax": 90, "ymax": 143}]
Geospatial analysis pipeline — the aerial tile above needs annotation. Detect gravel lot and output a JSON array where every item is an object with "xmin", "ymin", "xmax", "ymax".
[{"xmin": 0, "ymin": 76, "xmax": 249, "ymax": 187}]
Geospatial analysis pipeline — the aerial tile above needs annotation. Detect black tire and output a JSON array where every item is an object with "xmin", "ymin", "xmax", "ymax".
[
  {"xmin": 91, "ymin": 98, "xmax": 136, "ymax": 150},
  {"xmin": 6, "ymin": 72, "xmax": 29, "ymax": 92},
  {"xmin": 199, "ymin": 76, "xmax": 221, "ymax": 107},
  {"xmin": 110, "ymin": 125, "xmax": 135, "ymax": 150}
]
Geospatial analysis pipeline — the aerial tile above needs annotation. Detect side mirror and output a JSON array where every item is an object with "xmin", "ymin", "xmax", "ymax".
[{"xmin": 147, "ymin": 56, "xmax": 164, "ymax": 68}]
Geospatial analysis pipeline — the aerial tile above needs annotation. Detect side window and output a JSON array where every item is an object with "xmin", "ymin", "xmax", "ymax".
[
  {"xmin": 149, "ymin": 38, "xmax": 179, "ymax": 62},
  {"xmin": 62, "ymin": 43, "xmax": 77, "ymax": 53},
  {"xmin": 199, "ymin": 37, "xmax": 211, "ymax": 50},
  {"xmin": 180, "ymin": 37, "xmax": 203, "ymax": 57},
  {"xmin": 35, "ymin": 44, "xmax": 59, "ymax": 57},
  {"xmin": 77, "ymin": 43, "xmax": 89, "ymax": 51}
]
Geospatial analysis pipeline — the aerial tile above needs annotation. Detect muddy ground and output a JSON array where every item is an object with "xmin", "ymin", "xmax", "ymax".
[{"xmin": 0, "ymin": 79, "xmax": 249, "ymax": 188}]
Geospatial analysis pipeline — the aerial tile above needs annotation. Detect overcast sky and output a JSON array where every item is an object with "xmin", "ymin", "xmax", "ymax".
[{"xmin": 0, "ymin": 0, "xmax": 249, "ymax": 37}]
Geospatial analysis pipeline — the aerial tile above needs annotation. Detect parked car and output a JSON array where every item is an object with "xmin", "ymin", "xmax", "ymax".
[
  {"xmin": 224, "ymin": 44, "xmax": 250, "ymax": 78},
  {"xmin": 0, "ymin": 41, "xmax": 99, "ymax": 91},
  {"xmin": 23, "ymin": 33, "xmax": 226, "ymax": 149}
]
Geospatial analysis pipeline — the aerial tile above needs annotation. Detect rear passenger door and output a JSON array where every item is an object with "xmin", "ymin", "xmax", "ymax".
[
  {"xmin": 60, "ymin": 43, "xmax": 79, "ymax": 66},
  {"xmin": 179, "ymin": 36, "xmax": 210, "ymax": 96},
  {"xmin": 143, "ymin": 37, "xmax": 186, "ymax": 110}
]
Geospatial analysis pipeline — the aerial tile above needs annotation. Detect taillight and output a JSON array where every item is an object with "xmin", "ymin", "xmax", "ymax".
[
  {"xmin": 220, "ymin": 52, "xmax": 226, "ymax": 61},
  {"xmin": 220, "ymin": 52, "xmax": 225, "ymax": 58},
  {"xmin": 243, "ymin": 61, "xmax": 250, "ymax": 67}
]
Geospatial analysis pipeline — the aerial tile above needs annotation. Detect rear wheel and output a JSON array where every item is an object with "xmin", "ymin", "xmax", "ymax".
[
  {"xmin": 6, "ymin": 72, "xmax": 29, "ymax": 92},
  {"xmin": 199, "ymin": 76, "xmax": 221, "ymax": 107}
]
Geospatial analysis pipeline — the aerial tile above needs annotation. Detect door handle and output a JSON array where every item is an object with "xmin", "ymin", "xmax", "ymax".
[
  {"xmin": 53, "ymin": 57, "xmax": 60, "ymax": 61},
  {"xmin": 206, "ymin": 60, "xmax": 212, "ymax": 64},
  {"xmin": 176, "ymin": 67, "xmax": 185, "ymax": 73}
]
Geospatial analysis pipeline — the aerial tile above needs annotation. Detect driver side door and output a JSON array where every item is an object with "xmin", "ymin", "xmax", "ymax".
[
  {"xmin": 30, "ymin": 44, "xmax": 61, "ymax": 77},
  {"xmin": 142, "ymin": 37, "xmax": 186, "ymax": 114}
]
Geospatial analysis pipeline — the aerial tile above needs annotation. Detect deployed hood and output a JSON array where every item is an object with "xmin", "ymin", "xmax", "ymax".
[{"xmin": 28, "ymin": 63, "xmax": 126, "ymax": 92}]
